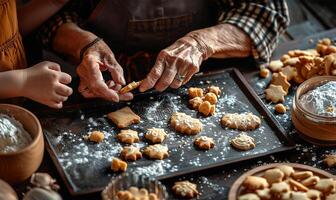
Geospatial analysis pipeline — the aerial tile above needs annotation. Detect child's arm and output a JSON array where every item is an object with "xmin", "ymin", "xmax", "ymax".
[
  {"xmin": 0, "ymin": 61, "xmax": 73, "ymax": 108},
  {"xmin": 17, "ymin": 0, "xmax": 69, "ymax": 36}
]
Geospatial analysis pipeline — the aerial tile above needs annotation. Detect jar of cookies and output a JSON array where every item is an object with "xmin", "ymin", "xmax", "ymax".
[
  {"xmin": 101, "ymin": 173, "xmax": 168, "ymax": 200},
  {"xmin": 292, "ymin": 76, "xmax": 336, "ymax": 145}
]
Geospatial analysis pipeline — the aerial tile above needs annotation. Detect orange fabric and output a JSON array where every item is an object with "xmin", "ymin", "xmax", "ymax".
[{"xmin": 0, "ymin": 0, "xmax": 27, "ymax": 72}]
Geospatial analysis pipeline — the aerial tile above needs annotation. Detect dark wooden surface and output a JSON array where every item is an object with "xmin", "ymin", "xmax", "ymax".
[{"xmin": 12, "ymin": 1, "xmax": 336, "ymax": 200}]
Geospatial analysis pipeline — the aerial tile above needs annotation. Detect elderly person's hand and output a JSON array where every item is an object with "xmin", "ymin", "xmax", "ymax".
[
  {"xmin": 77, "ymin": 40, "xmax": 133, "ymax": 102},
  {"xmin": 140, "ymin": 24, "xmax": 252, "ymax": 92}
]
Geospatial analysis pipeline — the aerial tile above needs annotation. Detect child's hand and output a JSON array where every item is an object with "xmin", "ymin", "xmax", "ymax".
[{"xmin": 21, "ymin": 61, "xmax": 73, "ymax": 108}]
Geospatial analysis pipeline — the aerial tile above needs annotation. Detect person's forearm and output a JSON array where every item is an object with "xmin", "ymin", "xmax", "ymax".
[
  {"xmin": 52, "ymin": 23, "xmax": 97, "ymax": 62},
  {"xmin": 17, "ymin": 0, "xmax": 68, "ymax": 36},
  {"xmin": 0, "ymin": 70, "xmax": 25, "ymax": 99},
  {"xmin": 188, "ymin": 23, "xmax": 252, "ymax": 59}
]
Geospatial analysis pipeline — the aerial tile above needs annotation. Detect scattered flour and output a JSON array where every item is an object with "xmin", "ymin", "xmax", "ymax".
[{"xmin": 0, "ymin": 114, "xmax": 32, "ymax": 153}]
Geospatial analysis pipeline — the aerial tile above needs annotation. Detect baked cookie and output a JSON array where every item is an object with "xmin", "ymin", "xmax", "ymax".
[
  {"xmin": 265, "ymin": 84, "xmax": 286, "ymax": 103},
  {"xmin": 290, "ymin": 192, "xmax": 309, "ymax": 200},
  {"xmin": 259, "ymin": 68, "xmax": 270, "ymax": 78},
  {"xmin": 120, "ymin": 146, "xmax": 142, "ymax": 161},
  {"xmin": 143, "ymin": 144, "xmax": 169, "ymax": 160},
  {"xmin": 207, "ymin": 86, "xmax": 221, "ymax": 96},
  {"xmin": 188, "ymin": 87, "xmax": 204, "ymax": 98},
  {"xmin": 301, "ymin": 176, "xmax": 320, "ymax": 187},
  {"xmin": 194, "ymin": 136, "xmax": 215, "ymax": 150},
  {"xmin": 270, "ymin": 182, "xmax": 290, "ymax": 195},
  {"xmin": 271, "ymin": 72, "xmax": 291, "ymax": 94},
  {"xmin": 111, "ymin": 157, "xmax": 127, "ymax": 172},
  {"xmin": 119, "ymin": 80, "xmax": 143, "ymax": 94},
  {"xmin": 288, "ymin": 179, "xmax": 309, "ymax": 192},
  {"xmin": 324, "ymin": 154, "xmax": 336, "ymax": 167},
  {"xmin": 326, "ymin": 193, "xmax": 336, "ymax": 200},
  {"xmin": 255, "ymin": 188, "xmax": 271, "ymax": 199},
  {"xmin": 108, "ymin": 107, "xmax": 141, "ymax": 128},
  {"xmin": 263, "ymin": 168, "xmax": 284, "ymax": 184},
  {"xmin": 189, "ymin": 97, "xmax": 203, "ymax": 110},
  {"xmin": 230, "ymin": 133, "xmax": 256, "ymax": 151},
  {"xmin": 117, "ymin": 187, "xmax": 158, "ymax": 200},
  {"xmin": 198, "ymin": 101, "xmax": 216, "ymax": 116},
  {"xmin": 274, "ymin": 103, "xmax": 287, "ymax": 114},
  {"xmin": 314, "ymin": 178, "xmax": 336, "ymax": 194},
  {"xmin": 280, "ymin": 65, "xmax": 297, "ymax": 81},
  {"xmin": 238, "ymin": 193, "xmax": 260, "ymax": 200},
  {"xmin": 145, "ymin": 128, "xmax": 167, "ymax": 144},
  {"xmin": 203, "ymin": 93, "xmax": 218, "ymax": 104},
  {"xmin": 268, "ymin": 60, "xmax": 284, "ymax": 72},
  {"xmin": 221, "ymin": 113, "xmax": 261, "ymax": 131},
  {"xmin": 292, "ymin": 171, "xmax": 313, "ymax": 181},
  {"xmin": 307, "ymin": 190, "xmax": 322, "ymax": 200},
  {"xmin": 172, "ymin": 181, "xmax": 199, "ymax": 198},
  {"xmin": 170, "ymin": 112, "xmax": 202, "ymax": 135},
  {"xmin": 117, "ymin": 129, "xmax": 139, "ymax": 144},
  {"xmin": 276, "ymin": 165, "xmax": 295, "ymax": 178},
  {"xmin": 84, "ymin": 130, "xmax": 105, "ymax": 143},
  {"xmin": 242, "ymin": 176, "xmax": 269, "ymax": 190}
]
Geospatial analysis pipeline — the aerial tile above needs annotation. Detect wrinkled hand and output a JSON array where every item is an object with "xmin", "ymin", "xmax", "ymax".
[
  {"xmin": 140, "ymin": 35, "xmax": 207, "ymax": 92},
  {"xmin": 21, "ymin": 61, "xmax": 73, "ymax": 109},
  {"xmin": 77, "ymin": 40, "xmax": 133, "ymax": 102}
]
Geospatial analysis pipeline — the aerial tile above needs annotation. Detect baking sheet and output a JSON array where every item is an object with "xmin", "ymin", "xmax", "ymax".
[{"xmin": 40, "ymin": 68, "xmax": 294, "ymax": 195}]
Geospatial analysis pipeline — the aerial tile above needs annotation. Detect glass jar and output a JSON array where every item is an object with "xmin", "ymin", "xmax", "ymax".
[
  {"xmin": 292, "ymin": 76, "xmax": 336, "ymax": 146},
  {"xmin": 101, "ymin": 173, "xmax": 168, "ymax": 200}
]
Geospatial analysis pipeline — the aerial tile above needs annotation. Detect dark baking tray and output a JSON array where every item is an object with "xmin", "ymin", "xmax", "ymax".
[{"xmin": 39, "ymin": 68, "xmax": 294, "ymax": 195}]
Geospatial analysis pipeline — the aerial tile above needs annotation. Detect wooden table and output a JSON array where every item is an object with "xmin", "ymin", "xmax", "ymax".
[{"xmin": 11, "ymin": 28, "xmax": 336, "ymax": 200}]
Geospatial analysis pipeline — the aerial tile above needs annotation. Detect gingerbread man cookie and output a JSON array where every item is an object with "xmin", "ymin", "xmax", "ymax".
[
  {"xmin": 145, "ymin": 128, "xmax": 167, "ymax": 144},
  {"xmin": 221, "ymin": 113, "xmax": 261, "ymax": 131},
  {"xmin": 194, "ymin": 136, "xmax": 215, "ymax": 150},
  {"xmin": 265, "ymin": 84, "xmax": 286, "ymax": 103},
  {"xmin": 172, "ymin": 181, "xmax": 199, "ymax": 198},
  {"xmin": 170, "ymin": 112, "xmax": 202, "ymax": 135},
  {"xmin": 108, "ymin": 106, "xmax": 141, "ymax": 128},
  {"xmin": 117, "ymin": 129, "xmax": 139, "ymax": 144},
  {"xmin": 120, "ymin": 146, "xmax": 142, "ymax": 161},
  {"xmin": 230, "ymin": 133, "xmax": 256, "ymax": 151},
  {"xmin": 143, "ymin": 144, "xmax": 169, "ymax": 160}
]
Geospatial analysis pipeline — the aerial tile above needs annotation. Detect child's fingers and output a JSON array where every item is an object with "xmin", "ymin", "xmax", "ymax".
[
  {"xmin": 47, "ymin": 62, "xmax": 61, "ymax": 71},
  {"xmin": 58, "ymin": 72, "xmax": 72, "ymax": 84},
  {"xmin": 55, "ymin": 84, "xmax": 73, "ymax": 97}
]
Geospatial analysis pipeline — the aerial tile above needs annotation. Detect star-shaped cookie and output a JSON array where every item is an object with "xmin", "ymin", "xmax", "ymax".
[
  {"xmin": 117, "ymin": 129, "xmax": 139, "ymax": 144},
  {"xmin": 120, "ymin": 146, "xmax": 142, "ymax": 161},
  {"xmin": 271, "ymin": 72, "xmax": 291, "ymax": 94},
  {"xmin": 194, "ymin": 136, "xmax": 215, "ymax": 150},
  {"xmin": 143, "ymin": 144, "xmax": 169, "ymax": 160},
  {"xmin": 265, "ymin": 84, "xmax": 286, "ymax": 103},
  {"xmin": 145, "ymin": 128, "xmax": 167, "ymax": 144}
]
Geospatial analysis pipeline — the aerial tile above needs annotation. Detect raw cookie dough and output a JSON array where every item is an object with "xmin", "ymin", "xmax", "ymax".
[
  {"xmin": 143, "ymin": 144, "xmax": 169, "ymax": 160},
  {"xmin": 145, "ymin": 128, "xmax": 167, "ymax": 144},
  {"xmin": 230, "ymin": 133, "xmax": 256, "ymax": 151},
  {"xmin": 221, "ymin": 113, "xmax": 261, "ymax": 131},
  {"xmin": 170, "ymin": 112, "xmax": 202, "ymax": 135},
  {"xmin": 117, "ymin": 129, "xmax": 139, "ymax": 144},
  {"xmin": 194, "ymin": 136, "xmax": 215, "ymax": 150},
  {"xmin": 172, "ymin": 181, "xmax": 199, "ymax": 198},
  {"xmin": 117, "ymin": 187, "xmax": 158, "ymax": 200},
  {"xmin": 107, "ymin": 106, "xmax": 141, "ymax": 128},
  {"xmin": 120, "ymin": 146, "xmax": 142, "ymax": 161},
  {"xmin": 111, "ymin": 157, "xmax": 127, "ymax": 172},
  {"xmin": 84, "ymin": 130, "xmax": 104, "ymax": 143}
]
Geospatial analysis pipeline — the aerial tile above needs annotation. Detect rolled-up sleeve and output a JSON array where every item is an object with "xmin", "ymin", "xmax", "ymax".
[{"xmin": 218, "ymin": 0, "xmax": 290, "ymax": 62}]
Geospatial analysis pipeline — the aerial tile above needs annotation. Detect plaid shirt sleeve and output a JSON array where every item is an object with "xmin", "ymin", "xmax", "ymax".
[{"xmin": 218, "ymin": 0, "xmax": 290, "ymax": 63}]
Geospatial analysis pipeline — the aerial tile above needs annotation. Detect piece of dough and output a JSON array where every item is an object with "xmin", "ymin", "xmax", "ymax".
[
  {"xmin": 107, "ymin": 107, "xmax": 141, "ymax": 128},
  {"xmin": 170, "ymin": 112, "xmax": 202, "ymax": 135},
  {"xmin": 221, "ymin": 113, "xmax": 261, "ymax": 131}
]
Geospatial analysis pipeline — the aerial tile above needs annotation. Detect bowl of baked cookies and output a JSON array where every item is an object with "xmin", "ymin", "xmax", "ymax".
[
  {"xmin": 229, "ymin": 163, "xmax": 336, "ymax": 200},
  {"xmin": 101, "ymin": 173, "xmax": 168, "ymax": 200}
]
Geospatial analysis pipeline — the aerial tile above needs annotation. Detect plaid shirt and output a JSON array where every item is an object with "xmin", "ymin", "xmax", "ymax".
[{"xmin": 38, "ymin": 0, "xmax": 289, "ymax": 63}]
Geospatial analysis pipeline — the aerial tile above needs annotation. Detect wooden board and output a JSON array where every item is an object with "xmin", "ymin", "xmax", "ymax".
[
  {"xmin": 228, "ymin": 163, "xmax": 336, "ymax": 200},
  {"xmin": 38, "ymin": 68, "xmax": 294, "ymax": 196}
]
